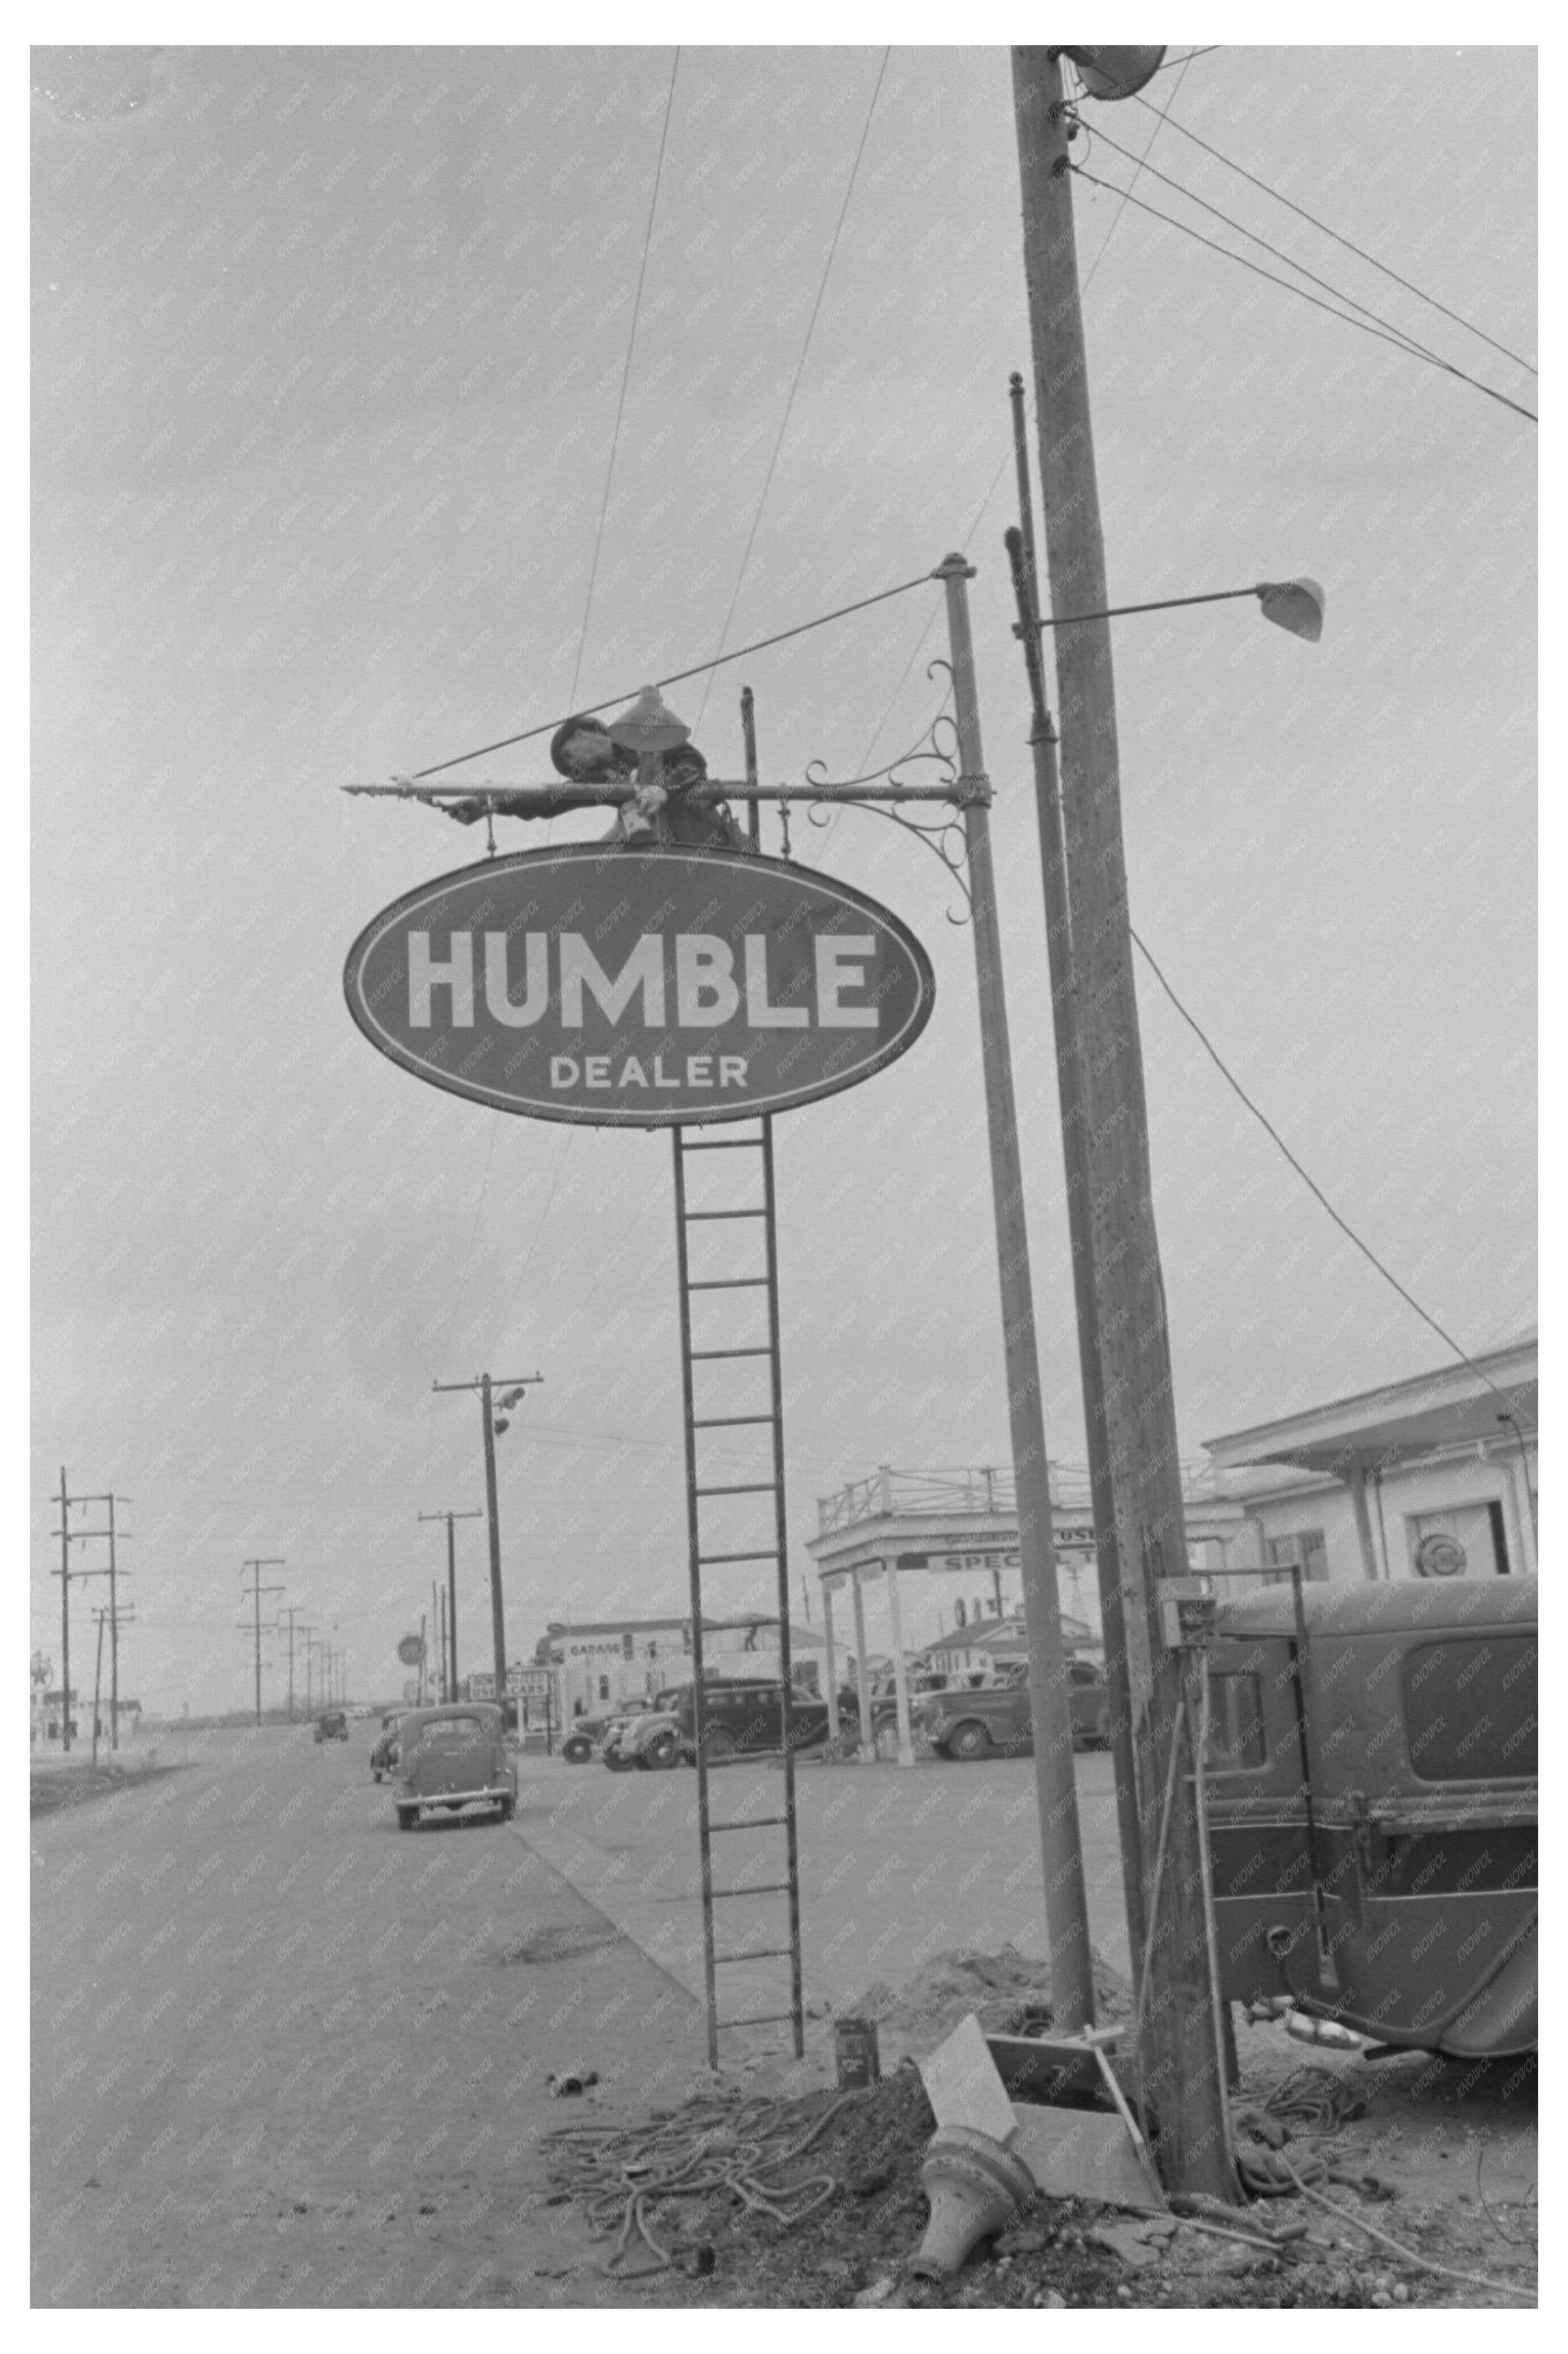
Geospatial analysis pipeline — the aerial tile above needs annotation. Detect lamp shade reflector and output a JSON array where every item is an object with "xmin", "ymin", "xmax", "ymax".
[
  {"xmin": 608, "ymin": 686, "xmax": 691, "ymax": 753},
  {"xmin": 1063, "ymin": 48, "xmax": 1168, "ymax": 103},
  {"xmin": 1258, "ymin": 578, "xmax": 1326, "ymax": 644}
]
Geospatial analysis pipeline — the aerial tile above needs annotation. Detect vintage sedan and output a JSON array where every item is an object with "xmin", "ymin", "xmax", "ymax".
[{"xmin": 391, "ymin": 1702, "xmax": 517, "ymax": 1831}]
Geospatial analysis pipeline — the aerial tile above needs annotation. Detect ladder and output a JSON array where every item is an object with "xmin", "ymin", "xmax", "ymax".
[{"xmin": 671, "ymin": 1113, "xmax": 805, "ymax": 2068}]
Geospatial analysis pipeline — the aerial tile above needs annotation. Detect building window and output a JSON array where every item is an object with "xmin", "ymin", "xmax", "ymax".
[
  {"xmin": 1265, "ymin": 1529, "xmax": 1327, "ymax": 1585},
  {"xmin": 598, "ymin": 1674, "xmax": 610, "ymax": 1702},
  {"xmin": 1403, "ymin": 1638, "xmax": 1536, "ymax": 1779}
]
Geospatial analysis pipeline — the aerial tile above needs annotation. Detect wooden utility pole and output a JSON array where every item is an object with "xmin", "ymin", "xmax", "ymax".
[
  {"xmin": 91, "ymin": 1608, "xmax": 107, "ymax": 1768},
  {"xmin": 1012, "ymin": 46, "xmax": 1235, "ymax": 2196},
  {"xmin": 433, "ymin": 1376, "xmax": 542, "ymax": 1701},
  {"xmin": 938, "ymin": 553, "xmax": 1095, "ymax": 2035},
  {"xmin": 419, "ymin": 1506, "xmax": 482, "ymax": 1706},
  {"xmin": 241, "ymin": 1558, "xmax": 285, "ymax": 1725},
  {"xmin": 280, "ymin": 1605, "xmax": 306, "ymax": 1722}
]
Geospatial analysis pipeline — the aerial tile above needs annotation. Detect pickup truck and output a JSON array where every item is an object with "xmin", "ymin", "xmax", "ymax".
[{"xmin": 913, "ymin": 1660, "xmax": 1111, "ymax": 1761}]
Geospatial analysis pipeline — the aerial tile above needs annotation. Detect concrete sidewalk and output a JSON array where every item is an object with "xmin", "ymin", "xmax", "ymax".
[{"xmin": 510, "ymin": 1748, "xmax": 1131, "ymax": 2066}]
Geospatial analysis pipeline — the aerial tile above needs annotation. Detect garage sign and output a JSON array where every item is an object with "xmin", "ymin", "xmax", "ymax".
[{"xmin": 343, "ymin": 845, "xmax": 935, "ymax": 1126}]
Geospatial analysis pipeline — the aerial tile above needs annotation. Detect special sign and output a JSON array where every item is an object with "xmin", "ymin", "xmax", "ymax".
[{"xmin": 343, "ymin": 845, "xmax": 935, "ymax": 1125}]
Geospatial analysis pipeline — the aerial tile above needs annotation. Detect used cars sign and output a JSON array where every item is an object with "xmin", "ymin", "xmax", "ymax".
[{"xmin": 344, "ymin": 845, "xmax": 936, "ymax": 1125}]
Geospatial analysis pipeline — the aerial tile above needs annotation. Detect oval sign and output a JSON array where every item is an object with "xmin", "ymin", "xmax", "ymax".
[{"xmin": 344, "ymin": 845, "xmax": 935, "ymax": 1127}]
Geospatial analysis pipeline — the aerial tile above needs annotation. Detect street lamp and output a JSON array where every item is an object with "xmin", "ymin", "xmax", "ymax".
[{"xmin": 1031, "ymin": 576, "xmax": 1326, "ymax": 643}]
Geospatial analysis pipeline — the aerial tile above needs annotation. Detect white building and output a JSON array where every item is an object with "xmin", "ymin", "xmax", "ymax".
[
  {"xmin": 1202, "ymin": 1332, "xmax": 1536, "ymax": 1586},
  {"xmin": 529, "ymin": 1613, "xmax": 824, "ymax": 1721}
]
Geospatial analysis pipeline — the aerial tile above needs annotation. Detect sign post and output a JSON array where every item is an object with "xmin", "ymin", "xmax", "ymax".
[{"xmin": 937, "ymin": 554, "xmax": 1095, "ymax": 2035}]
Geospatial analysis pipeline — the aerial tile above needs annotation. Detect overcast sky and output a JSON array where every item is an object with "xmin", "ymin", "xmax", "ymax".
[{"xmin": 31, "ymin": 43, "xmax": 1536, "ymax": 1713}]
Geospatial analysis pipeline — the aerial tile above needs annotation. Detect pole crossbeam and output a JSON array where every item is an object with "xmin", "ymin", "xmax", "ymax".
[{"xmin": 241, "ymin": 1559, "xmax": 286, "ymax": 1727}]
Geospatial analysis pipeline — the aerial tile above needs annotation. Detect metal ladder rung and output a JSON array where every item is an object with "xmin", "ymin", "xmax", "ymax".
[
  {"xmin": 695, "ymin": 1481, "xmax": 777, "ymax": 1497},
  {"xmin": 689, "ymin": 1346, "xmax": 771, "ymax": 1360},
  {"xmin": 686, "ymin": 1277, "xmax": 768, "ymax": 1291},
  {"xmin": 708, "ymin": 1814, "xmax": 791, "ymax": 1833},
  {"xmin": 716, "ymin": 2012, "xmax": 797, "ymax": 2030},
  {"xmin": 692, "ymin": 1413, "xmax": 774, "ymax": 1428},
  {"xmin": 714, "ymin": 1945, "xmax": 793, "ymax": 1966},
  {"xmin": 698, "ymin": 1549, "xmax": 779, "ymax": 1564},
  {"xmin": 680, "ymin": 1138, "xmax": 764, "ymax": 1152},
  {"xmin": 683, "ymin": 1208, "xmax": 765, "ymax": 1221},
  {"xmin": 711, "ymin": 1882, "xmax": 791, "ymax": 1898}
]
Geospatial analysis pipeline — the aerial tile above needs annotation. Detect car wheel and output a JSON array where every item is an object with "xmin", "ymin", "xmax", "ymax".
[
  {"xmin": 562, "ymin": 1737, "xmax": 592, "ymax": 1764},
  {"xmin": 873, "ymin": 1721, "xmax": 902, "ymax": 1762},
  {"xmin": 396, "ymin": 1807, "xmax": 418, "ymax": 1831},
  {"xmin": 946, "ymin": 1720, "xmax": 992, "ymax": 1763},
  {"xmin": 643, "ymin": 1732, "xmax": 680, "ymax": 1770},
  {"xmin": 498, "ymin": 1796, "xmax": 515, "ymax": 1822}
]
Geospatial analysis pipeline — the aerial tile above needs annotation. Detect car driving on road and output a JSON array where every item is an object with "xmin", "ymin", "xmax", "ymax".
[
  {"xmin": 391, "ymin": 1702, "xmax": 517, "ymax": 1830},
  {"xmin": 313, "ymin": 1709, "xmax": 349, "ymax": 1744}
]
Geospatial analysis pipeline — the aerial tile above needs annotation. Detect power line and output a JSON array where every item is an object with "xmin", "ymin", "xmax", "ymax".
[
  {"xmin": 1129, "ymin": 926, "xmax": 1533, "ymax": 1415},
  {"xmin": 1128, "ymin": 87, "xmax": 1537, "ymax": 379},
  {"xmin": 1069, "ymin": 161, "xmax": 1537, "ymax": 426},
  {"xmin": 690, "ymin": 46, "xmax": 891, "ymax": 736},
  {"xmin": 1080, "ymin": 49, "xmax": 1194, "ymax": 293},
  {"xmin": 409, "ymin": 567, "xmax": 932, "ymax": 777},
  {"xmin": 488, "ymin": 1124, "xmax": 577, "ymax": 1359},
  {"xmin": 804, "ymin": 439, "xmax": 1011, "ymax": 870},
  {"xmin": 1082, "ymin": 117, "xmax": 1457, "ymax": 371},
  {"xmin": 567, "ymin": 47, "xmax": 681, "ymax": 713}
]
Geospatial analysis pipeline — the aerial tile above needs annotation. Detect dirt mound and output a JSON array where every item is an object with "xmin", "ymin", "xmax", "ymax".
[{"xmin": 840, "ymin": 1943, "xmax": 1132, "ymax": 2052}]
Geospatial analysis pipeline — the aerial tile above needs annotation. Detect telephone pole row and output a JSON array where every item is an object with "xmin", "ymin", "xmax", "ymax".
[
  {"xmin": 419, "ymin": 1506, "xmax": 482, "ymax": 1706},
  {"xmin": 239, "ymin": 1558, "xmax": 285, "ymax": 1726},
  {"xmin": 49, "ymin": 1471, "xmax": 132, "ymax": 1754}
]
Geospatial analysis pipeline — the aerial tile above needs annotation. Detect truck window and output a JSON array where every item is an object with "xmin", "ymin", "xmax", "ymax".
[
  {"xmin": 1402, "ymin": 1637, "xmax": 1537, "ymax": 1780},
  {"xmin": 1205, "ymin": 1671, "xmax": 1267, "ymax": 1770}
]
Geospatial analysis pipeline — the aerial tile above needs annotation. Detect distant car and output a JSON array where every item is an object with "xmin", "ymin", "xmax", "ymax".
[
  {"xmin": 370, "ymin": 1710, "xmax": 404, "ymax": 1781},
  {"xmin": 391, "ymin": 1701, "xmax": 517, "ymax": 1831},
  {"xmin": 314, "ymin": 1710, "xmax": 350, "ymax": 1744}
]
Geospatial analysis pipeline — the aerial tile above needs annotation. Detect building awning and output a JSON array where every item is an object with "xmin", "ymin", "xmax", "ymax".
[{"xmin": 1204, "ymin": 1334, "xmax": 1536, "ymax": 1477}]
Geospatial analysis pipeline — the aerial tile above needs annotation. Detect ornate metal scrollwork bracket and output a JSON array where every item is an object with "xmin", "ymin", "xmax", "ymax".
[{"xmin": 799, "ymin": 683, "xmax": 976, "ymax": 925}]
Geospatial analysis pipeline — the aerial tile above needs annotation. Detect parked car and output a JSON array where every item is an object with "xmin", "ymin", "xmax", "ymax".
[
  {"xmin": 609, "ymin": 1679, "xmax": 857, "ymax": 1769},
  {"xmin": 1203, "ymin": 1574, "xmax": 1536, "ymax": 2060},
  {"xmin": 370, "ymin": 1710, "xmax": 404, "ymax": 1781},
  {"xmin": 911, "ymin": 1659, "xmax": 1111, "ymax": 1761},
  {"xmin": 561, "ymin": 1699, "xmax": 661, "ymax": 1765},
  {"xmin": 391, "ymin": 1702, "xmax": 517, "ymax": 1830},
  {"xmin": 313, "ymin": 1710, "xmax": 350, "ymax": 1744}
]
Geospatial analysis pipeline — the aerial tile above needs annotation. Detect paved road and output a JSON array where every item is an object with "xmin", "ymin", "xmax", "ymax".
[{"xmin": 31, "ymin": 1726, "xmax": 713, "ymax": 2307}]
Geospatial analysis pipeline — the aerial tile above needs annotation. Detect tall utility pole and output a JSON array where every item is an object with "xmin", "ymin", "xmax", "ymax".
[
  {"xmin": 51, "ymin": 1473, "xmax": 124, "ymax": 1753},
  {"xmin": 1004, "ymin": 387, "xmax": 1146, "ymax": 1975},
  {"xmin": 299, "ymin": 1626, "xmax": 318, "ymax": 1716},
  {"xmin": 432, "ymin": 1376, "xmax": 542, "ymax": 1699},
  {"xmin": 419, "ymin": 1506, "xmax": 482, "ymax": 1706},
  {"xmin": 1012, "ymin": 46, "xmax": 1235, "ymax": 2195},
  {"xmin": 240, "ymin": 1559, "xmax": 285, "ymax": 1724},
  {"xmin": 937, "ymin": 553, "xmax": 1095, "ymax": 2035},
  {"xmin": 280, "ymin": 1606, "xmax": 307, "ymax": 1722}
]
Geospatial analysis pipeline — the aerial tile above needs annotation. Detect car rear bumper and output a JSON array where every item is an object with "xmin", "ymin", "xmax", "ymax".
[{"xmin": 397, "ymin": 1784, "xmax": 513, "ymax": 1807}]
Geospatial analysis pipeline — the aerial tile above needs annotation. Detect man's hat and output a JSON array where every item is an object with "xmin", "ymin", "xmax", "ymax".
[
  {"xmin": 550, "ymin": 712, "xmax": 630, "ymax": 782},
  {"xmin": 607, "ymin": 685, "xmax": 691, "ymax": 754}
]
